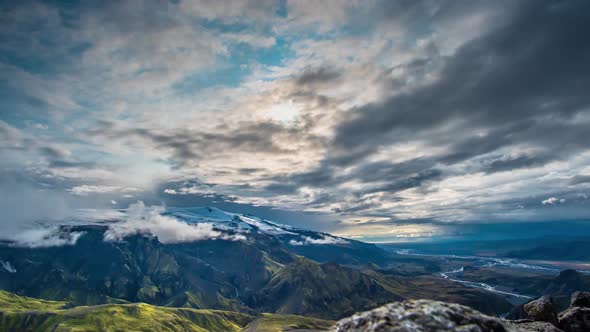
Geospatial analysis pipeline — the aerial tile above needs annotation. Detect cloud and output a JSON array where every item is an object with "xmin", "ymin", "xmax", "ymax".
[
  {"xmin": 163, "ymin": 181, "xmax": 215, "ymax": 196},
  {"xmin": 2, "ymin": 0, "xmax": 590, "ymax": 240},
  {"xmin": 0, "ymin": 175, "xmax": 75, "ymax": 246},
  {"xmin": 295, "ymin": 66, "xmax": 342, "ymax": 86},
  {"xmin": 542, "ymin": 197, "xmax": 566, "ymax": 205},
  {"xmin": 68, "ymin": 185, "xmax": 141, "ymax": 196},
  {"xmin": 7, "ymin": 227, "xmax": 85, "ymax": 248},
  {"xmin": 104, "ymin": 201, "xmax": 245, "ymax": 243},
  {"xmin": 570, "ymin": 175, "xmax": 590, "ymax": 185},
  {"xmin": 0, "ymin": 174, "xmax": 91, "ymax": 249}
]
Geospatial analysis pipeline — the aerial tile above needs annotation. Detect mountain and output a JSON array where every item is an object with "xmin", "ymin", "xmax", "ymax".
[
  {"xmin": 166, "ymin": 207, "xmax": 392, "ymax": 265},
  {"xmin": 249, "ymin": 258, "xmax": 405, "ymax": 319},
  {"xmin": 506, "ymin": 239, "xmax": 590, "ymax": 261},
  {"xmin": 0, "ymin": 206, "xmax": 514, "ymax": 320}
]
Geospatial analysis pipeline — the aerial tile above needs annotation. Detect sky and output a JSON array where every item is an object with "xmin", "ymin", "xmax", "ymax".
[{"xmin": 1, "ymin": 0, "xmax": 590, "ymax": 243}]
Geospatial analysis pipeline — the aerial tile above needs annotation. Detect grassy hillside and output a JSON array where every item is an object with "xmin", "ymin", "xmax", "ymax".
[
  {"xmin": 243, "ymin": 313, "xmax": 334, "ymax": 332},
  {"xmin": 0, "ymin": 290, "xmax": 334, "ymax": 332},
  {"xmin": 0, "ymin": 290, "xmax": 66, "ymax": 311},
  {"xmin": 1, "ymin": 303, "xmax": 251, "ymax": 332}
]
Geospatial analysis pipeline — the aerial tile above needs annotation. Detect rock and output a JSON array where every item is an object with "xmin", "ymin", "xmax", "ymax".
[
  {"xmin": 505, "ymin": 320, "xmax": 563, "ymax": 332},
  {"xmin": 570, "ymin": 291, "xmax": 590, "ymax": 308},
  {"xmin": 558, "ymin": 307, "xmax": 590, "ymax": 332},
  {"xmin": 524, "ymin": 296, "xmax": 558, "ymax": 325},
  {"xmin": 331, "ymin": 299, "xmax": 517, "ymax": 332}
]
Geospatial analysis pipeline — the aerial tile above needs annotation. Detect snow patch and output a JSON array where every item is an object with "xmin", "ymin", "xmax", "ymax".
[{"xmin": 0, "ymin": 260, "xmax": 16, "ymax": 273}]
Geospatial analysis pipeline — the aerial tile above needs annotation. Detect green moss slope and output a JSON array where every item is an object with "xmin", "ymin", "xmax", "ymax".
[
  {"xmin": 0, "ymin": 290, "xmax": 66, "ymax": 312},
  {"xmin": 0, "ymin": 290, "xmax": 252, "ymax": 332},
  {"xmin": 0, "ymin": 290, "xmax": 335, "ymax": 332},
  {"xmin": 242, "ymin": 313, "xmax": 334, "ymax": 332},
  {"xmin": 1, "ymin": 303, "xmax": 252, "ymax": 332}
]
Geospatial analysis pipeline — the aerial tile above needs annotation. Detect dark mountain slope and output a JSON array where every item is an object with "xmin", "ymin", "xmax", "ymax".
[
  {"xmin": 0, "ymin": 226, "xmax": 276, "ymax": 311},
  {"xmin": 249, "ymin": 258, "xmax": 405, "ymax": 319}
]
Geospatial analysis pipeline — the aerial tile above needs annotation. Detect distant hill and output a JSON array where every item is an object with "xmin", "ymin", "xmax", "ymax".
[{"xmin": 506, "ymin": 239, "xmax": 590, "ymax": 261}]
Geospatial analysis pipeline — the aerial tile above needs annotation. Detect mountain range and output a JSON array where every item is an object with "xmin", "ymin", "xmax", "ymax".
[{"xmin": 0, "ymin": 206, "xmax": 585, "ymax": 331}]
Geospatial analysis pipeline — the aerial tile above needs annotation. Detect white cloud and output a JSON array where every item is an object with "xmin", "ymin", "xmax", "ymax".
[
  {"xmin": 7, "ymin": 227, "xmax": 85, "ymax": 248},
  {"xmin": 542, "ymin": 197, "xmax": 566, "ymax": 205},
  {"xmin": 68, "ymin": 185, "xmax": 141, "ymax": 196},
  {"xmin": 104, "ymin": 201, "xmax": 245, "ymax": 243},
  {"xmin": 0, "ymin": 180, "xmax": 78, "ymax": 247}
]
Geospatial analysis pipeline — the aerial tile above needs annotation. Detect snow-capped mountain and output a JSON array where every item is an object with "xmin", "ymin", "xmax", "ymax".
[
  {"xmin": 164, "ymin": 206, "xmax": 348, "ymax": 245},
  {"xmin": 165, "ymin": 206, "xmax": 297, "ymax": 235}
]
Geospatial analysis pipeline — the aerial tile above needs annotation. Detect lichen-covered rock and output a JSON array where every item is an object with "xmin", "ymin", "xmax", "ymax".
[
  {"xmin": 558, "ymin": 307, "xmax": 590, "ymax": 332},
  {"xmin": 569, "ymin": 291, "xmax": 590, "ymax": 309},
  {"xmin": 331, "ymin": 299, "xmax": 516, "ymax": 332},
  {"xmin": 504, "ymin": 320, "xmax": 563, "ymax": 332},
  {"xmin": 524, "ymin": 296, "xmax": 558, "ymax": 325}
]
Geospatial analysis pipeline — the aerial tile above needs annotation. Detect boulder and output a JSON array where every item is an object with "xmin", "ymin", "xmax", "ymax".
[
  {"xmin": 570, "ymin": 291, "xmax": 590, "ymax": 308},
  {"xmin": 524, "ymin": 296, "xmax": 558, "ymax": 325},
  {"xmin": 505, "ymin": 320, "xmax": 563, "ymax": 332},
  {"xmin": 331, "ymin": 299, "xmax": 516, "ymax": 332},
  {"xmin": 558, "ymin": 307, "xmax": 590, "ymax": 332}
]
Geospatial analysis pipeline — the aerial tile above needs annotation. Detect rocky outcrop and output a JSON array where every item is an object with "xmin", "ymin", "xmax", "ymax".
[
  {"xmin": 331, "ymin": 299, "xmax": 515, "ymax": 332},
  {"xmin": 569, "ymin": 291, "xmax": 590, "ymax": 308},
  {"xmin": 553, "ymin": 290, "xmax": 590, "ymax": 332},
  {"xmin": 524, "ymin": 296, "xmax": 558, "ymax": 325},
  {"xmin": 558, "ymin": 307, "xmax": 590, "ymax": 332},
  {"xmin": 331, "ymin": 292, "xmax": 590, "ymax": 332},
  {"xmin": 505, "ymin": 320, "xmax": 562, "ymax": 332}
]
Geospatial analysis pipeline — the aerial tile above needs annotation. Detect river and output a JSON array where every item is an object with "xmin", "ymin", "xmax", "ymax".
[{"xmin": 393, "ymin": 249, "xmax": 590, "ymax": 302}]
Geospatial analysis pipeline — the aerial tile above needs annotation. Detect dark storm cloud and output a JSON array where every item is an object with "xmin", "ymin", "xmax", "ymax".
[
  {"xmin": 481, "ymin": 154, "xmax": 552, "ymax": 174},
  {"xmin": 342, "ymin": 1, "xmax": 587, "ymax": 178},
  {"xmin": 334, "ymin": 0, "xmax": 590, "ymax": 151},
  {"xmin": 295, "ymin": 67, "xmax": 342, "ymax": 86},
  {"xmin": 89, "ymin": 120, "xmax": 315, "ymax": 168},
  {"xmin": 570, "ymin": 175, "xmax": 590, "ymax": 185},
  {"xmin": 262, "ymin": 157, "xmax": 443, "ymax": 200},
  {"xmin": 365, "ymin": 169, "xmax": 442, "ymax": 195},
  {"xmin": 251, "ymin": 0, "xmax": 590, "ymax": 218}
]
